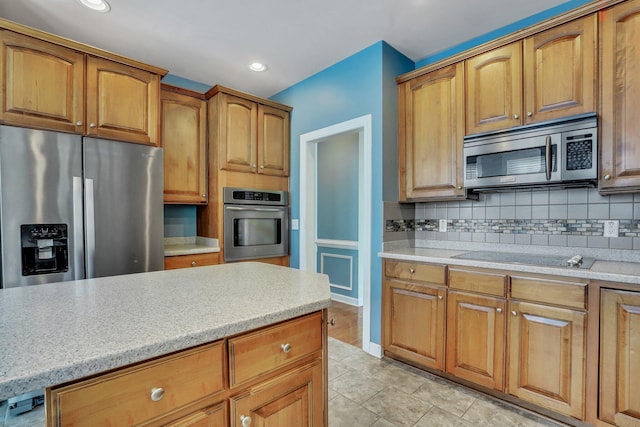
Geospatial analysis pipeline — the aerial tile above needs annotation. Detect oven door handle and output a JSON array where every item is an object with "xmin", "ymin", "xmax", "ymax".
[{"xmin": 226, "ymin": 206, "xmax": 283, "ymax": 212}]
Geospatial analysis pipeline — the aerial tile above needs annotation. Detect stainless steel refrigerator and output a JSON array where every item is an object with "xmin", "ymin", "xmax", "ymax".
[{"xmin": 0, "ymin": 125, "xmax": 164, "ymax": 289}]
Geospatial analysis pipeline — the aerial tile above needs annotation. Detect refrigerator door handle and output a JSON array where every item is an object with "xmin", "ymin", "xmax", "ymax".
[
  {"xmin": 73, "ymin": 176, "xmax": 85, "ymax": 280},
  {"xmin": 84, "ymin": 178, "xmax": 96, "ymax": 278}
]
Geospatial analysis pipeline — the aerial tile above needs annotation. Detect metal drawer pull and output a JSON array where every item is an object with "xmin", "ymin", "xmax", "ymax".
[
  {"xmin": 281, "ymin": 343, "xmax": 292, "ymax": 353},
  {"xmin": 496, "ymin": 308, "xmax": 503, "ymax": 313},
  {"xmin": 409, "ymin": 268, "xmax": 415, "ymax": 274},
  {"xmin": 150, "ymin": 387, "xmax": 164, "ymax": 402},
  {"xmin": 241, "ymin": 415, "xmax": 252, "ymax": 426},
  {"xmin": 438, "ymin": 295, "xmax": 443, "ymax": 300},
  {"xmin": 328, "ymin": 318, "xmax": 336, "ymax": 326},
  {"xmin": 511, "ymin": 311, "xmax": 518, "ymax": 316},
  {"xmin": 191, "ymin": 261, "xmax": 197, "ymax": 267}
]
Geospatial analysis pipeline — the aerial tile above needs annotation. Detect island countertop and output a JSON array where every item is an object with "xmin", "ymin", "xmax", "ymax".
[{"xmin": 0, "ymin": 262, "xmax": 331, "ymax": 401}]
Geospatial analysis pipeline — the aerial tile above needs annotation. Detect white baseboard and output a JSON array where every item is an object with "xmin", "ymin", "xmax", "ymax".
[
  {"xmin": 364, "ymin": 341, "xmax": 382, "ymax": 358},
  {"xmin": 330, "ymin": 293, "xmax": 360, "ymax": 306}
]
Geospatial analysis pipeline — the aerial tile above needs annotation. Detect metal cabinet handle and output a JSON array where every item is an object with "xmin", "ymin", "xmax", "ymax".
[
  {"xmin": 202, "ymin": 194, "xmax": 206, "ymax": 198},
  {"xmin": 511, "ymin": 311, "xmax": 518, "ymax": 316},
  {"xmin": 409, "ymin": 268, "xmax": 415, "ymax": 274},
  {"xmin": 328, "ymin": 318, "xmax": 336, "ymax": 326},
  {"xmin": 527, "ymin": 112, "xmax": 533, "ymax": 117},
  {"xmin": 513, "ymin": 114, "xmax": 519, "ymax": 120},
  {"xmin": 438, "ymin": 295, "xmax": 443, "ymax": 300},
  {"xmin": 496, "ymin": 308, "xmax": 503, "ymax": 313},
  {"xmin": 457, "ymin": 185, "xmax": 463, "ymax": 190},
  {"xmin": 89, "ymin": 123, "xmax": 96, "ymax": 128},
  {"xmin": 76, "ymin": 120, "xmax": 83, "ymax": 126},
  {"xmin": 281, "ymin": 343, "xmax": 292, "ymax": 353},
  {"xmin": 191, "ymin": 261, "xmax": 197, "ymax": 267},
  {"xmin": 260, "ymin": 165, "xmax": 265, "ymax": 169},
  {"xmin": 150, "ymin": 387, "xmax": 164, "ymax": 402},
  {"xmin": 252, "ymin": 164, "xmax": 257, "ymax": 168},
  {"xmin": 240, "ymin": 415, "xmax": 252, "ymax": 427},
  {"xmin": 604, "ymin": 174, "xmax": 611, "ymax": 180}
]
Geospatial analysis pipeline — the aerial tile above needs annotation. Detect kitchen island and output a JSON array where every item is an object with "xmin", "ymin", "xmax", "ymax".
[{"xmin": 0, "ymin": 262, "xmax": 331, "ymax": 426}]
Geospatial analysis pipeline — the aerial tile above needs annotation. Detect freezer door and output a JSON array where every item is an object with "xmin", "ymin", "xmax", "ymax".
[
  {"xmin": 0, "ymin": 126, "xmax": 84, "ymax": 288},
  {"xmin": 83, "ymin": 138, "xmax": 164, "ymax": 278}
]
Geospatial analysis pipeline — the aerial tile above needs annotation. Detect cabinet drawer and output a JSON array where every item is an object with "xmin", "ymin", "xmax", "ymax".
[
  {"xmin": 164, "ymin": 252, "xmax": 219, "ymax": 270},
  {"xmin": 385, "ymin": 260, "xmax": 446, "ymax": 285},
  {"xmin": 228, "ymin": 312, "xmax": 322, "ymax": 387},
  {"xmin": 510, "ymin": 276, "xmax": 587, "ymax": 309},
  {"xmin": 48, "ymin": 342, "xmax": 225, "ymax": 427},
  {"xmin": 449, "ymin": 268, "xmax": 507, "ymax": 297}
]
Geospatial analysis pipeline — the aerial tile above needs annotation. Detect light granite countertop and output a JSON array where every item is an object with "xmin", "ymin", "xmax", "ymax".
[
  {"xmin": 379, "ymin": 247, "xmax": 640, "ymax": 285},
  {"xmin": 0, "ymin": 262, "xmax": 330, "ymax": 401},
  {"xmin": 164, "ymin": 236, "xmax": 220, "ymax": 256}
]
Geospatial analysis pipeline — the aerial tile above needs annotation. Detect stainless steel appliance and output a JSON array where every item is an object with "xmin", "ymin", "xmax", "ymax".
[
  {"xmin": 463, "ymin": 113, "xmax": 597, "ymax": 190},
  {"xmin": 0, "ymin": 125, "xmax": 164, "ymax": 288},
  {"xmin": 223, "ymin": 187, "xmax": 288, "ymax": 262}
]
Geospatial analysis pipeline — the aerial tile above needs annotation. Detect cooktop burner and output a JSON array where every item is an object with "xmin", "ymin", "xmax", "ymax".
[{"xmin": 451, "ymin": 251, "xmax": 595, "ymax": 269}]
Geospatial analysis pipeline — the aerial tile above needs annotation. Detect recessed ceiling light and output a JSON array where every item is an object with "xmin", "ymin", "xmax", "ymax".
[
  {"xmin": 78, "ymin": 0, "xmax": 111, "ymax": 13},
  {"xmin": 249, "ymin": 62, "xmax": 268, "ymax": 72}
]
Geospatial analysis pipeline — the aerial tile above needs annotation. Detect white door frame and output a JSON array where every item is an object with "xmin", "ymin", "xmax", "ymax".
[{"xmin": 299, "ymin": 114, "xmax": 372, "ymax": 354}]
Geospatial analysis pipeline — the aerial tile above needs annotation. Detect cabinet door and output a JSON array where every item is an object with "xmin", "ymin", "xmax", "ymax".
[
  {"xmin": 466, "ymin": 42, "xmax": 523, "ymax": 134},
  {"xmin": 600, "ymin": 289, "xmax": 640, "ymax": 426},
  {"xmin": 600, "ymin": 0, "xmax": 640, "ymax": 193},
  {"xmin": 400, "ymin": 63, "xmax": 466, "ymax": 200},
  {"xmin": 229, "ymin": 361, "xmax": 323, "ymax": 427},
  {"xmin": 0, "ymin": 30, "xmax": 84, "ymax": 133},
  {"xmin": 383, "ymin": 278, "xmax": 446, "ymax": 370},
  {"xmin": 258, "ymin": 104, "xmax": 289, "ymax": 177},
  {"xmin": 161, "ymin": 89, "xmax": 208, "ymax": 203},
  {"xmin": 523, "ymin": 15, "xmax": 596, "ymax": 124},
  {"xmin": 218, "ymin": 93, "xmax": 257, "ymax": 173},
  {"xmin": 86, "ymin": 56, "xmax": 159, "ymax": 145},
  {"xmin": 508, "ymin": 300, "xmax": 586, "ymax": 419},
  {"xmin": 446, "ymin": 291, "xmax": 505, "ymax": 390}
]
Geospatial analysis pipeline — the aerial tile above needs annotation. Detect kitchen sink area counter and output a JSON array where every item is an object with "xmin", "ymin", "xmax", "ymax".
[{"xmin": 0, "ymin": 262, "xmax": 331, "ymax": 406}]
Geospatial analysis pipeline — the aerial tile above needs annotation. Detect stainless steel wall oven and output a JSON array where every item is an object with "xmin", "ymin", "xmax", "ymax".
[{"xmin": 223, "ymin": 187, "xmax": 289, "ymax": 262}]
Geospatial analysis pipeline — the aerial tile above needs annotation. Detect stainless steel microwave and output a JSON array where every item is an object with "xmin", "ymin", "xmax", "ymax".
[{"xmin": 463, "ymin": 113, "xmax": 597, "ymax": 190}]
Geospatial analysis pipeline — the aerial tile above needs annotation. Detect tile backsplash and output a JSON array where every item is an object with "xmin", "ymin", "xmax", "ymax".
[{"xmin": 384, "ymin": 188, "xmax": 640, "ymax": 251}]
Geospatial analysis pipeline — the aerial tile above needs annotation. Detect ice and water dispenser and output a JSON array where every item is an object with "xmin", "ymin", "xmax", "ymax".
[{"xmin": 20, "ymin": 224, "xmax": 69, "ymax": 276}]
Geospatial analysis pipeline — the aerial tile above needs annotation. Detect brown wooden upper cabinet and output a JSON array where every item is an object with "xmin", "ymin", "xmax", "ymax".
[
  {"xmin": 161, "ymin": 86, "xmax": 208, "ymax": 204},
  {"xmin": 465, "ymin": 15, "xmax": 596, "ymax": 135},
  {"xmin": 398, "ymin": 63, "xmax": 466, "ymax": 201},
  {"xmin": 0, "ymin": 30, "xmax": 85, "ymax": 133},
  {"xmin": 211, "ymin": 89, "xmax": 290, "ymax": 177},
  {"xmin": 86, "ymin": 56, "xmax": 160, "ymax": 145},
  {"xmin": 0, "ymin": 26, "xmax": 164, "ymax": 145},
  {"xmin": 599, "ymin": 0, "xmax": 640, "ymax": 194}
]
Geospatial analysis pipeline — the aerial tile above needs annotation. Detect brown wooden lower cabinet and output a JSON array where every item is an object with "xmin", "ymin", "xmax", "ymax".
[
  {"xmin": 46, "ymin": 311, "xmax": 327, "ymax": 426},
  {"xmin": 229, "ymin": 361, "xmax": 323, "ymax": 426},
  {"xmin": 507, "ymin": 300, "xmax": 586, "ymax": 419},
  {"xmin": 446, "ymin": 290, "xmax": 505, "ymax": 391},
  {"xmin": 382, "ymin": 260, "xmax": 594, "ymax": 425},
  {"xmin": 382, "ymin": 277, "xmax": 446, "ymax": 370},
  {"xmin": 600, "ymin": 288, "xmax": 640, "ymax": 426},
  {"xmin": 164, "ymin": 252, "xmax": 220, "ymax": 270}
]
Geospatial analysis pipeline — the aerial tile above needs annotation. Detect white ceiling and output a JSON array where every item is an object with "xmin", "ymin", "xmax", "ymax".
[{"xmin": 0, "ymin": 0, "xmax": 571, "ymax": 98}]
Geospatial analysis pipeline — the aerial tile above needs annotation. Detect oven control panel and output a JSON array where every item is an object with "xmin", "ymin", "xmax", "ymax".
[{"xmin": 223, "ymin": 187, "xmax": 288, "ymax": 206}]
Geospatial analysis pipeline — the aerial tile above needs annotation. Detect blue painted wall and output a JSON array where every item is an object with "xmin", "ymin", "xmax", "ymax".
[{"xmin": 271, "ymin": 41, "xmax": 413, "ymax": 345}]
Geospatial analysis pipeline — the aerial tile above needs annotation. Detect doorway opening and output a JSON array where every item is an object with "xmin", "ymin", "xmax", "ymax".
[{"xmin": 299, "ymin": 114, "xmax": 372, "ymax": 354}]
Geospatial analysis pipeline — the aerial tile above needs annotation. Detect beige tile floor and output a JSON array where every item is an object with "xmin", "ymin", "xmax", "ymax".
[{"xmin": 328, "ymin": 337, "xmax": 568, "ymax": 427}]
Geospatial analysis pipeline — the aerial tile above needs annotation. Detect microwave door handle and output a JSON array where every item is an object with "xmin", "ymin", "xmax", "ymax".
[
  {"xmin": 226, "ymin": 206, "xmax": 282, "ymax": 212},
  {"xmin": 545, "ymin": 135, "xmax": 552, "ymax": 181}
]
